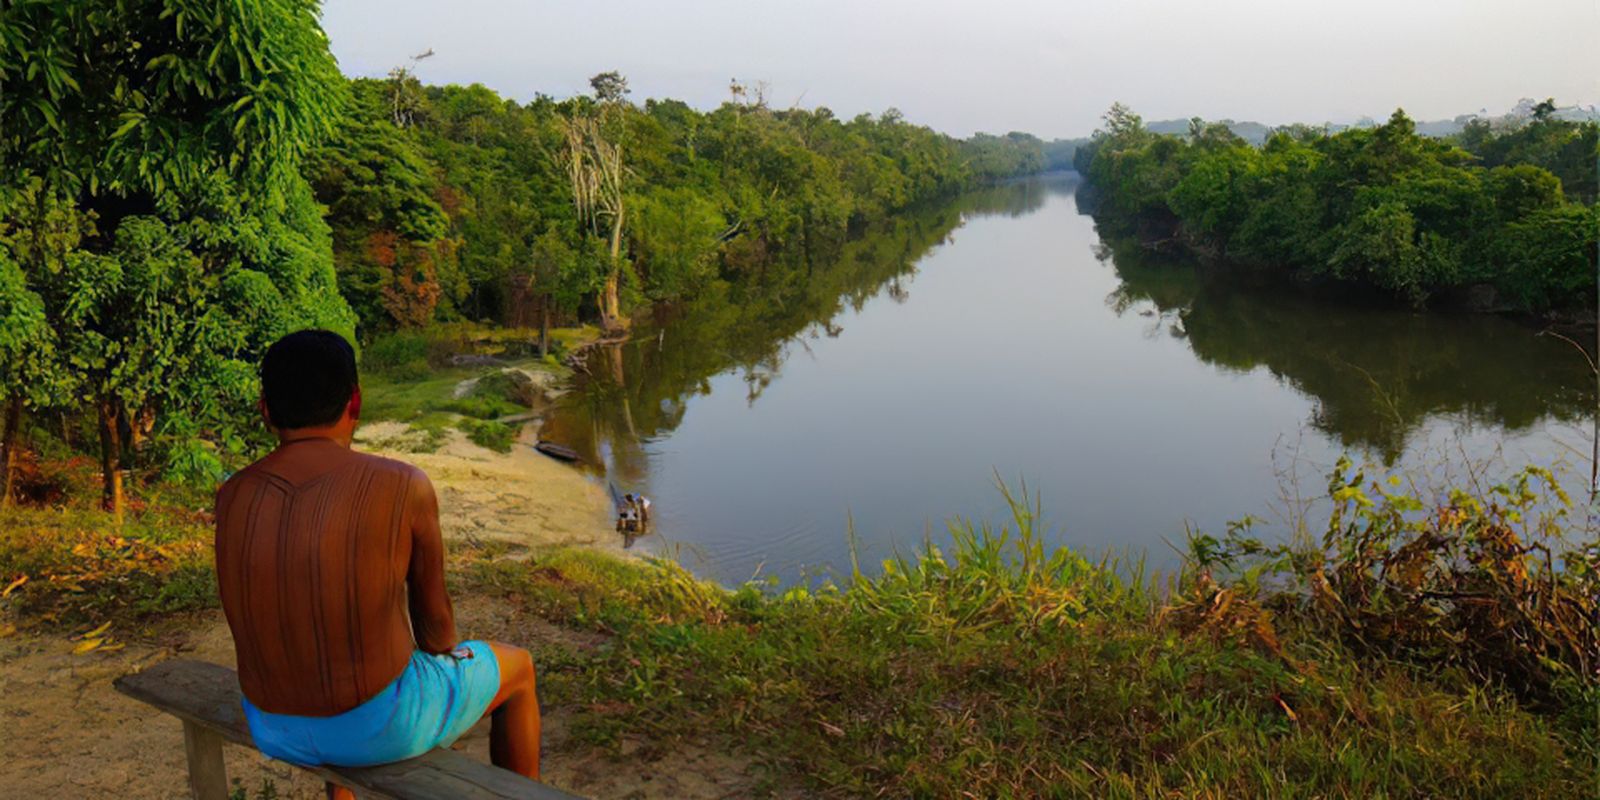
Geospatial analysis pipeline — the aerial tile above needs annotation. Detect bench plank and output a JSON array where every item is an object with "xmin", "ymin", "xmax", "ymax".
[{"xmin": 114, "ymin": 659, "xmax": 583, "ymax": 800}]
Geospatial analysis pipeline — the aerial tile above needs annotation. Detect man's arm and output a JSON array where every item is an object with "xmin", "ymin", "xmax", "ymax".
[{"xmin": 406, "ymin": 468, "xmax": 459, "ymax": 654}]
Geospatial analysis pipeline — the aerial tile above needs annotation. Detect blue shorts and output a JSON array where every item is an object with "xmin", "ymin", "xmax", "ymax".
[{"xmin": 241, "ymin": 641, "xmax": 501, "ymax": 767}]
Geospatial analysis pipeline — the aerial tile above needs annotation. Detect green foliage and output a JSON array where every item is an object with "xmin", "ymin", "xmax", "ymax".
[
  {"xmin": 306, "ymin": 80, "xmax": 456, "ymax": 332},
  {"xmin": 357, "ymin": 346, "xmax": 552, "ymax": 454},
  {"xmin": 1459, "ymin": 114, "xmax": 1599, "ymax": 203},
  {"xmin": 0, "ymin": 0, "xmax": 355, "ymax": 501},
  {"xmin": 1080, "ymin": 104, "xmax": 1599, "ymax": 311},
  {"xmin": 0, "ymin": 199, "xmax": 60, "ymax": 410},
  {"xmin": 455, "ymin": 418, "xmax": 515, "ymax": 453},
  {"xmin": 361, "ymin": 330, "xmax": 433, "ymax": 378},
  {"xmin": 961, "ymin": 132, "xmax": 1048, "ymax": 181},
  {"xmin": 629, "ymin": 188, "xmax": 724, "ymax": 300},
  {"xmin": 0, "ymin": 0, "xmax": 344, "ymax": 203}
]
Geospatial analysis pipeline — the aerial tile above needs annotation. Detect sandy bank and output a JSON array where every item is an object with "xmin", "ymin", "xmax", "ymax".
[{"xmin": 354, "ymin": 419, "xmax": 617, "ymax": 555}]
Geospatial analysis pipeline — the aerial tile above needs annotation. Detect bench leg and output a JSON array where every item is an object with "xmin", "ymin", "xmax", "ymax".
[{"xmin": 181, "ymin": 719, "xmax": 229, "ymax": 800}]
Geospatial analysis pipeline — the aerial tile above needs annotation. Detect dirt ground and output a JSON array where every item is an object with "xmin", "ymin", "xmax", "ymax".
[
  {"xmin": 0, "ymin": 427, "xmax": 770, "ymax": 798},
  {"xmin": 0, "ymin": 595, "xmax": 768, "ymax": 799}
]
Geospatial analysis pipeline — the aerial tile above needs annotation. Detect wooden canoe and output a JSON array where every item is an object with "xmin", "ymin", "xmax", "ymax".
[{"xmin": 533, "ymin": 441, "xmax": 581, "ymax": 463}]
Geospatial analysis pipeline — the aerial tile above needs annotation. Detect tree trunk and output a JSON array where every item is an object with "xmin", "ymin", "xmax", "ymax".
[
  {"xmin": 539, "ymin": 293, "xmax": 552, "ymax": 359},
  {"xmin": 0, "ymin": 395, "xmax": 22, "ymax": 507},
  {"xmin": 604, "ymin": 208, "xmax": 626, "ymax": 331},
  {"xmin": 601, "ymin": 272, "xmax": 620, "ymax": 331},
  {"xmin": 98, "ymin": 400, "xmax": 124, "ymax": 522}
]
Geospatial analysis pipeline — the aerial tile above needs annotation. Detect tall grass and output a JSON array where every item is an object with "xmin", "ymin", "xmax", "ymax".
[{"xmin": 468, "ymin": 471, "xmax": 1600, "ymax": 798}]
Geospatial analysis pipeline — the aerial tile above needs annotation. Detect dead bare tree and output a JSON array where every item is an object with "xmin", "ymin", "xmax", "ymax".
[{"xmin": 559, "ymin": 114, "xmax": 629, "ymax": 331}]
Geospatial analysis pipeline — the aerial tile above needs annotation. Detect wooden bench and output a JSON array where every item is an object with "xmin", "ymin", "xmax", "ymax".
[{"xmin": 114, "ymin": 659, "xmax": 583, "ymax": 800}]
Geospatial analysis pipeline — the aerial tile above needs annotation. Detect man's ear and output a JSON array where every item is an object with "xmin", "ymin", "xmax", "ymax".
[
  {"xmin": 347, "ymin": 386, "xmax": 363, "ymax": 423},
  {"xmin": 257, "ymin": 397, "xmax": 273, "ymax": 430}
]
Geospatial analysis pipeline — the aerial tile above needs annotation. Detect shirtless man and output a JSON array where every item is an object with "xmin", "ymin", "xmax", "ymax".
[{"xmin": 214, "ymin": 330, "xmax": 539, "ymax": 797}]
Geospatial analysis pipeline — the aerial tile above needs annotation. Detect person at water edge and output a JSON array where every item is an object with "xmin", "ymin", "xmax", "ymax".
[
  {"xmin": 213, "ymin": 330, "xmax": 540, "ymax": 798},
  {"xmin": 634, "ymin": 494, "xmax": 652, "ymax": 525}
]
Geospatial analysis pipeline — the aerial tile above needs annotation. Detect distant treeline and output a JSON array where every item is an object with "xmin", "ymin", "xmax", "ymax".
[
  {"xmin": 1074, "ymin": 103, "xmax": 1599, "ymax": 312},
  {"xmin": 311, "ymin": 74, "xmax": 1070, "ymax": 335}
]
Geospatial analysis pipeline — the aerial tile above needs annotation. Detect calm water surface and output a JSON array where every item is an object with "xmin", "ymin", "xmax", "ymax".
[{"xmin": 546, "ymin": 174, "xmax": 1595, "ymax": 584}]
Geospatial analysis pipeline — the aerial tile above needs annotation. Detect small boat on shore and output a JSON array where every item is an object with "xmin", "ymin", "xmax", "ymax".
[{"xmin": 533, "ymin": 441, "xmax": 581, "ymax": 463}]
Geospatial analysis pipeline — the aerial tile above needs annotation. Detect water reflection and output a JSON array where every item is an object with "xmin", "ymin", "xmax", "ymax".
[
  {"xmin": 543, "ymin": 178, "xmax": 1065, "ymax": 487},
  {"xmin": 1101, "ymin": 241, "xmax": 1594, "ymax": 462}
]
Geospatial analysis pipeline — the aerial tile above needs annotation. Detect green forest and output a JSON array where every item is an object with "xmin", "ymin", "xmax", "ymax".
[
  {"xmin": 311, "ymin": 74, "xmax": 1061, "ymax": 337},
  {"xmin": 1074, "ymin": 103, "xmax": 1599, "ymax": 311},
  {"xmin": 0, "ymin": 0, "xmax": 1054, "ymax": 512}
]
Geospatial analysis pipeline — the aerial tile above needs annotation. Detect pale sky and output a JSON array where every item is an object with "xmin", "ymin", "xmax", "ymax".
[{"xmin": 321, "ymin": 0, "xmax": 1598, "ymax": 140}]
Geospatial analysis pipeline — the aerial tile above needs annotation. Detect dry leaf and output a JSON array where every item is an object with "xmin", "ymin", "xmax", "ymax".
[
  {"xmin": 73, "ymin": 637, "xmax": 105, "ymax": 654},
  {"xmin": 78, "ymin": 621, "xmax": 113, "ymax": 640},
  {"xmin": 1275, "ymin": 695, "xmax": 1298, "ymax": 722},
  {"xmin": 1, "ymin": 575, "xmax": 26, "ymax": 598},
  {"xmin": 0, "ymin": 623, "xmax": 16, "ymax": 638}
]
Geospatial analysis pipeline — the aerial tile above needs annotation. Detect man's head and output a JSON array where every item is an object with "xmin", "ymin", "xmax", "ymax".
[{"xmin": 260, "ymin": 330, "xmax": 361, "ymax": 440}]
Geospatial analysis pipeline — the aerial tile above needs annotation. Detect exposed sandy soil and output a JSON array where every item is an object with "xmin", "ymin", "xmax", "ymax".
[
  {"xmin": 0, "ymin": 422, "xmax": 770, "ymax": 798},
  {"xmin": 0, "ymin": 597, "xmax": 768, "ymax": 799},
  {"xmin": 353, "ymin": 420, "xmax": 618, "ymax": 555}
]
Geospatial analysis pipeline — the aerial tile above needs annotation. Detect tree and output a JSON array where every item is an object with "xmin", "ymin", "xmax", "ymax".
[
  {"xmin": 526, "ymin": 228, "xmax": 579, "ymax": 358},
  {"xmin": 1103, "ymin": 103, "xmax": 1145, "ymax": 138},
  {"xmin": 590, "ymin": 71, "xmax": 631, "ymax": 105},
  {"xmin": 305, "ymin": 80, "xmax": 453, "ymax": 332},
  {"xmin": 0, "ymin": 0, "xmax": 350, "ymax": 514},
  {"xmin": 1484, "ymin": 164, "xmax": 1564, "ymax": 220},
  {"xmin": 559, "ymin": 114, "xmax": 630, "ymax": 330},
  {"xmin": 0, "ymin": 183, "xmax": 71, "ymax": 504},
  {"xmin": 0, "ymin": 0, "xmax": 343, "ymax": 208}
]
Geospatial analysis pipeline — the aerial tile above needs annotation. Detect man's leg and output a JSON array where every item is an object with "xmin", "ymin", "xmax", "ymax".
[{"xmin": 484, "ymin": 642, "xmax": 541, "ymax": 779}]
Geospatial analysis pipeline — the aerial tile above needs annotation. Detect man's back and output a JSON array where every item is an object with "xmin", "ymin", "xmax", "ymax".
[{"xmin": 215, "ymin": 437, "xmax": 454, "ymax": 716}]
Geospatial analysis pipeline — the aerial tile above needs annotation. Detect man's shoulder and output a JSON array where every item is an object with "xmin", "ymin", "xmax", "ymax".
[
  {"xmin": 350, "ymin": 450, "xmax": 432, "ymax": 490},
  {"xmin": 217, "ymin": 459, "xmax": 271, "ymax": 497}
]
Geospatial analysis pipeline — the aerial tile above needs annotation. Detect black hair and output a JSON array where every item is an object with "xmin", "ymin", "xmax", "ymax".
[{"xmin": 260, "ymin": 330, "xmax": 358, "ymax": 430}]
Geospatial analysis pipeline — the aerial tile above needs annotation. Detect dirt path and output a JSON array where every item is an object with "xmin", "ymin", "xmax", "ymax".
[{"xmin": 0, "ymin": 596, "xmax": 766, "ymax": 799}]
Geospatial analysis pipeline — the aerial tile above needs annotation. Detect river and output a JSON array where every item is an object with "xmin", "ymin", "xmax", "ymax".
[{"xmin": 543, "ymin": 173, "xmax": 1595, "ymax": 585}]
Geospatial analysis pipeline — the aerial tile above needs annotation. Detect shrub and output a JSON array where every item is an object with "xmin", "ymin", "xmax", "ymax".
[
  {"xmin": 361, "ymin": 331, "xmax": 431, "ymax": 377},
  {"xmin": 456, "ymin": 418, "xmax": 517, "ymax": 453}
]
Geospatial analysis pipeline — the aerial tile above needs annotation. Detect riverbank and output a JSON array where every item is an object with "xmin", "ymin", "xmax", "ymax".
[
  {"xmin": 2, "ymin": 458, "xmax": 1597, "ymax": 797},
  {"xmin": 355, "ymin": 421, "xmax": 614, "ymax": 552},
  {"xmin": 354, "ymin": 323, "xmax": 619, "ymax": 551},
  {"xmin": 3, "ymin": 323, "xmax": 1597, "ymax": 797}
]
